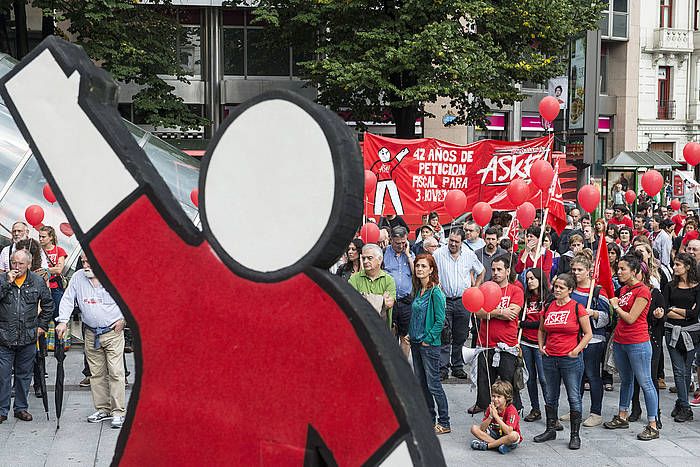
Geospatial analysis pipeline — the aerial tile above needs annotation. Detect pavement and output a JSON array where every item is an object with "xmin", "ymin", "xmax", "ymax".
[{"xmin": 1, "ymin": 344, "xmax": 700, "ymax": 466}]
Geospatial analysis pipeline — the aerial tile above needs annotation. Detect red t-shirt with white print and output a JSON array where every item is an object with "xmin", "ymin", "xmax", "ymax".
[
  {"xmin": 614, "ymin": 281, "xmax": 651, "ymax": 345},
  {"xmin": 483, "ymin": 403, "xmax": 522, "ymax": 442},
  {"xmin": 478, "ymin": 284, "xmax": 524, "ymax": 348},
  {"xmin": 542, "ymin": 300, "xmax": 587, "ymax": 356}
]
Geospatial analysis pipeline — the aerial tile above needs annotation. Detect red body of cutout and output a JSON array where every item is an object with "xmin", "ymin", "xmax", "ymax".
[{"xmin": 90, "ymin": 196, "xmax": 400, "ymax": 465}]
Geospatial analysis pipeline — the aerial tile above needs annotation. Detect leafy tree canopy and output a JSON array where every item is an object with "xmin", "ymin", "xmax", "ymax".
[
  {"xmin": 28, "ymin": 0, "xmax": 207, "ymax": 131},
  {"xmin": 255, "ymin": 0, "xmax": 606, "ymax": 138}
]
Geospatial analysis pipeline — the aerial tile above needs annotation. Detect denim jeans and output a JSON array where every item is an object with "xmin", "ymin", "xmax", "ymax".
[
  {"xmin": 581, "ymin": 341, "xmax": 605, "ymax": 415},
  {"xmin": 542, "ymin": 354, "xmax": 584, "ymax": 413},
  {"xmin": 0, "ymin": 343, "xmax": 36, "ymax": 416},
  {"xmin": 665, "ymin": 337, "xmax": 697, "ymax": 409},
  {"xmin": 521, "ymin": 345, "xmax": 547, "ymax": 411},
  {"xmin": 412, "ymin": 343, "xmax": 450, "ymax": 428},
  {"xmin": 440, "ymin": 298, "xmax": 468, "ymax": 374},
  {"xmin": 613, "ymin": 341, "xmax": 658, "ymax": 421}
]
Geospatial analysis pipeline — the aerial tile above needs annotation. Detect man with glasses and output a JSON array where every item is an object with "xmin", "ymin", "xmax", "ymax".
[
  {"xmin": 383, "ymin": 227, "xmax": 414, "ymax": 357},
  {"xmin": 349, "ymin": 244, "xmax": 396, "ymax": 330},
  {"xmin": 56, "ymin": 253, "xmax": 127, "ymax": 429},
  {"xmin": 433, "ymin": 228, "xmax": 484, "ymax": 380},
  {"xmin": 0, "ymin": 222, "xmax": 30, "ymax": 273},
  {"xmin": 0, "ymin": 249, "xmax": 54, "ymax": 422},
  {"xmin": 463, "ymin": 221, "xmax": 486, "ymax": 251}
]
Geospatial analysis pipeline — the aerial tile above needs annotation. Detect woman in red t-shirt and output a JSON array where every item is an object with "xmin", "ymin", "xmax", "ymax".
[
  {"xmin": 515, "ymin": 227, "xmax": 553, "ymax": 279},
  {"xmin": 520, "ymin": 268, "xmax": 553, "ymax": 424},
  {"xmin": 39, "ymin": 225, "xmax": 68, "ymax": 318},
  {"xmin": 603, "ymin": 252, "xmax": 659, "ymax": 441},
  {"xmin": 534, "ymin": 274, "xmax": 592, "ymax": 450}
]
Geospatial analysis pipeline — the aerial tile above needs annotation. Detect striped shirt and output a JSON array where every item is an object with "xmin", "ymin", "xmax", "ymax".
[{"xmin": 432, "ymin": 245, "xmax": 484, "ymax": 297}]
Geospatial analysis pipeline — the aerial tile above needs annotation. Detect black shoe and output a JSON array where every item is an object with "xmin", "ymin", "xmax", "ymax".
[
  {"xmin": 34, "ymin": 389, "xmax": 43, "ymax": 398},
  {"xmin": 628, "ymin": 407, "xmax": 642, "ymax": 422},
  {"xmin": 524, "ymin": 408, "xmax": 542, "ymax": 422},
  {"xmin": 569, "ymin": 411, "xmax": 582, "ymax": 450},
  {"xmin": 0, "ymin": 415, "xmax": 6, "ymax": 423},
  {"xmin": 451, "ymin": 369, "xmax": 468, "ymax": 379},
  {"xmin": 439, "ymin": 371, "xmax": 448, "ymax": 381},
  {"xmin": 669, "ymin": 386, "xmax": 678, "ymax": 394},
  {"xmin": 534, "ymin": 406, "xmax": 558, "ymax": 443},
  {"xmin": 467, "ymin": 404, "xmax": 484, "ymax": 415},
  {"xmin": 671, "ymin": 400, "xmax": 681, "ymax": 418},
  {"xmin": 674, "ymin": 407, "xmax": 693, "ymax": 423},
  {"xmin": 554, "ymin": 420, "xmax": 564, "ymax": 431}
]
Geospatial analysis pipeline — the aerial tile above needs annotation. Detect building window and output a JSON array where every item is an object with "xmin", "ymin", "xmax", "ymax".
[
  {"xmin": 222, "ymin": 9, "xmax": 297, "ymax": 77},
  {"xmin": 600, "ymin": 0, "xmax": 629, "ymax": 40},
  {"xmin": 178, "ymin": 8, "xmax": 202, "ymax": 76},
  {"xmin": 660, "ymin": 0, "xmax": 673, "ymax": 28},
  {"xmin": 657, "ymin": 66, "xmax": 674, "ymax": 119},
  {"xmin": 599, "ymin": 45, "xmax": 608, "ymax": 94}
]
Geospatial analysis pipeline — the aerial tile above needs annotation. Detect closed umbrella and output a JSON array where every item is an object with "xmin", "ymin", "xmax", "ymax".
[
  {"xmin": 54, "ymin": 339, "xmax": 66, "ymax": 430},
  {"xmin": 36, "ymin": 335, "xmax": 49, "ymax": 420}
]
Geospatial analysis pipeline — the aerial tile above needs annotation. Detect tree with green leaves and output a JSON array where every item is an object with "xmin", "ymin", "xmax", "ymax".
[
  {"xmin": 256, "ymin": 0, "xmax": 605, "ymax": 138},
  {"xmin": 29, "ymin": 0, "xmax": 207, "ymax": 131}
]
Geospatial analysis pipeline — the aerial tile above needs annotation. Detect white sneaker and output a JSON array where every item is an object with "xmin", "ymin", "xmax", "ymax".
[
  {"xmin": 87, "ymin": 411, "xmax": 112, "ymax": 423},
  {"xmin": 560, "ymin": 412, "xmax": 571, "ymax": 421},
  {"xmin": 583, "ymin": 414, "xmax": 603, "ymax": 427},
  {"xmin": 111, "ymin": 415, "xmax": 125, "ymax": 429}
]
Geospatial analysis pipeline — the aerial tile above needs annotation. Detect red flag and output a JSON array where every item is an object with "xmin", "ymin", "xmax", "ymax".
[
  {"xmin": 593, "ymin": 237, "xmax": 615, "ymax": 299},
  {"xmin": 545, "ymin": 159, "xmax": 567, "ymax": 234}
]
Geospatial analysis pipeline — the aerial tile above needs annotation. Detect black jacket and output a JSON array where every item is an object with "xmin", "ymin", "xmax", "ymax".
[{"xmin": 0, "ymin": 271, "xmax": 54, "ymax": 346}]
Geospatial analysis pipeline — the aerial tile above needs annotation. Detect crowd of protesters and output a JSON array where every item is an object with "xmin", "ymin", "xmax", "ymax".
[
  {"xmin": 334, "ymin": 197, "xmax": 700, "ymax": 453},
  {"xmin": 0, "ymin": 221, "xmax": 127, "ymax": 428}
]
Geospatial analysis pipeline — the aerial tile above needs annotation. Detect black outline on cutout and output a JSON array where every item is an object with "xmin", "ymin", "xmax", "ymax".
[{"xmin": 0, "ymin": 36, "xmax": 445, "ymax": 466}]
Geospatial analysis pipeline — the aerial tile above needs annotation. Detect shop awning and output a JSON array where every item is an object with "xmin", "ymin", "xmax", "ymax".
[{"xmin": 603, "ymin": 151, "xmax": 682, "ymax": 170}]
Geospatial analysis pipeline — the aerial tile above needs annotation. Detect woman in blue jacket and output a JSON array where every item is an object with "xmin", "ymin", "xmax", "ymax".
[{"xmin": 410, "ymin": 253, "xmax": 449, "ymax": 435}]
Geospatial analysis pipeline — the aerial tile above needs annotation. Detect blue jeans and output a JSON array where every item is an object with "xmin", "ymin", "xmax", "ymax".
[
  {"xmin": 613, "ymin": 341, "xmax": 658, "ymax": 421},
  {"xmin": 0, "ymin": 343, "xmax": 36, "ymax": 416},
  {"xmin": 440, "ymin": 298, "xmax": 468, "ymax": 374},
  {"xmin": 412, "ymin": 343, "xmax": 450, "ymax": 428},
  {"xmin": 582, "ymin": 341, "xmax": 605, "ymax": 415},
  {"xmin": 665, "ymin": 338, "xmax": 697, "ymax": 409},
  {"xmin": 50, "ymin": 287, "xmax": 64, "ymax": 320},
  {"xmin": 521, "ymin": 345, "xmax": 547, "ymax": 411},
  {"xmin": 542, "ymin": 354, "xmax": 584, "ymax": 413}
]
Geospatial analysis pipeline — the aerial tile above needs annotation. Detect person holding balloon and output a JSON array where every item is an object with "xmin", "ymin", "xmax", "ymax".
[{"xmin": 471, "ymin": 255, "xmax": 525, "ymax": 414}]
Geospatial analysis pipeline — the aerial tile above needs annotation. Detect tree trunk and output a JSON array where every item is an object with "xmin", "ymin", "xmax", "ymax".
[
  {"xmin": 392, "ymin": 105, "xmax": 418, "ymax": 139},
  {"xmin": 13, "ymin": 1, "xmax": 28, "ymax": 58}
]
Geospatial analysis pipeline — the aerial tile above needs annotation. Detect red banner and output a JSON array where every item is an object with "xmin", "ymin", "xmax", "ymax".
[{"xmin": 363, "ymin": 133, "xmax": 554, "ymax": 218}]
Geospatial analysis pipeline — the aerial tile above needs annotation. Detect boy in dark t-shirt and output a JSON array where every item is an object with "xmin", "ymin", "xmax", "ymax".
[{"xmin": 470, "ymin": 381, "xmax": 522, "ymax": 454}]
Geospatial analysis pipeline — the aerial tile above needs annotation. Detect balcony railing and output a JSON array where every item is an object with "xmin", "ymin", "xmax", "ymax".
[
  {"xmin": 657, "ymin": 100, "xmax": 676, "ymax": 120},
  {"xmin": 651, "ymin": 28, "xmax": 694, "ymax": 53}
]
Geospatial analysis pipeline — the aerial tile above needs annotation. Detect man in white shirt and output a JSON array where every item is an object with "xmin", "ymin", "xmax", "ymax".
[
  {"xmin": 56, "ymin": 253, "xmax": 126, "ymax": 429},
  {"xmin": 0, "ymin": 222, "xmax": 29, "ymax": 272},
  {"xmin": 463, "ymin": 221, "xmax": 486, "ymax": 251},
  {"xmin": 433, "ymin": 228, "xmax": 484, "ymax": 380}
]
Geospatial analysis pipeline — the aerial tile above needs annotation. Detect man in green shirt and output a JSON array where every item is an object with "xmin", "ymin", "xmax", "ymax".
[{"xmin": 348, "ymin": 243, "xmax": 396, "ymax": 329}]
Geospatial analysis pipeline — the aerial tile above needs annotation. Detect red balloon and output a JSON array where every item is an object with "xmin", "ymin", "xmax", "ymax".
[
  {"xmin": 641, "ymin": 170, "xmax": 664, "ymax": 197},
  {"xmin": 472, "ymin": 201, "xmax": 493, "ymax": 227},
  {"xmin": 577, "ymin": 185, "xmax": 600, "ymax": 213},
  {"xmin": 59, "ymin": 222, "xmax": 74, "ymax": 237},
  {"xmin": 42, "ymin": 184, "xmax": 56, "ymax": 204},
  {"xmin": 24, "ymin": 205, "xmax": 44, "ymax": 227},
  {"xmin": 360, "ymin": 223, "xmax": 380, "ymax": 244},
  {"xmin": 683, "ymin": 142, "xmax": 700, "ymax": 166},
  {"xmin": 364, "ymin": 170, "xmax": 377, "ymax": 195},
  {"xmin": 671, "ymin": 199, "xmax": 681, "ymax": 211},
  {"xmin": 516, "ymin": 202, "xmax": 536, "ymax": 228},
  {"xmin": 624, "ymin": 190, "xmax": 636, "ymax": 204},
  {"xmin": 539, "ymin": 96, "xmax": 560, "ymax": 122},
  {"xmin": 530, "ymin": 160, "xmax": 554, "ymax": 190},
  {"xmin": 479, "ymin": 281, "xmax": 502, "ymax": 313},
  {"xmin": 444, "ymin": 190, "xmax": 467, "ymax": 218},
  {"xmin": 462, "ymin": 287, "xmax": 484, "ymax": 312},
  {"xmin": 190, "ymin": 189, "xmax": 199, "ymax": 207},
  {"xmin": 507, "ymin": 178, "xmax": 529, "ymax": 207}
]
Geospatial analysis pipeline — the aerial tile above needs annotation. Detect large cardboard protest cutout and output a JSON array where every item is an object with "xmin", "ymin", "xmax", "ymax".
[{"xmin": 0, "ymin": 37, "xmax": 445, "ymax": 466}]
